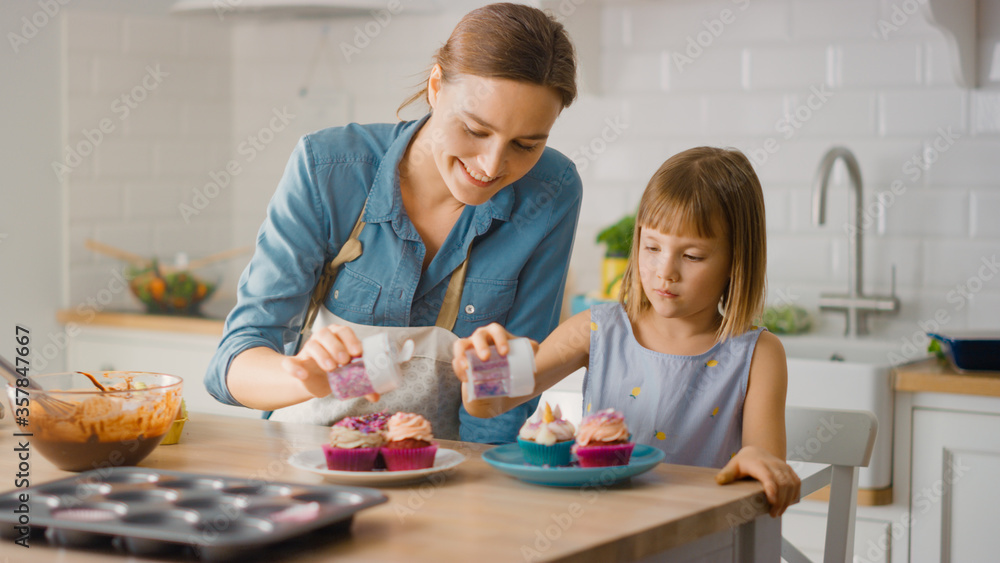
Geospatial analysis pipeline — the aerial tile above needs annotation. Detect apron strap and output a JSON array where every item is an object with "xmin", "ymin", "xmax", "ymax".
[
  {"xmin": 435, "ymin": 243, "xmax": 472, "ymax": 330},
  {"xmin": 301, "ymin": 201, "xmax": 367, "ymax": 334},
  {"xmin": 300, "ymin": 199, "xmax": 472, "ymax": 337}
]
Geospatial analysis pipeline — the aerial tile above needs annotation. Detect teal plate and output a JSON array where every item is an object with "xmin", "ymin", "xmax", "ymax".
[{"xmin": 481, "ymin": 444, "xmax": 665, "ymax": 487}]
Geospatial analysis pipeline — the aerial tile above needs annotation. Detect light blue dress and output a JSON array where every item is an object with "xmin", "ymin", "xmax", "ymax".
[{"xmin": 583, "ymin": 303, "xmax": 766, "ymax": 468}]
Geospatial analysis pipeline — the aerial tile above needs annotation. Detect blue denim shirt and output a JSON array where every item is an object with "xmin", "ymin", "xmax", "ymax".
[{"xmin": 205, "ymin": 115, "xmax": 582, "ymax": 444}]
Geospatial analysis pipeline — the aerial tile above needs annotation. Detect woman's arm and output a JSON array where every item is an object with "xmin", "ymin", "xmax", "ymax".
[
  {"xmin": 715, "ymin": 331, "xmax": 801, "ymax": 517},
  {"xmin": 453, "ymin": 310, "xmax": 592, "ymax": 417}
]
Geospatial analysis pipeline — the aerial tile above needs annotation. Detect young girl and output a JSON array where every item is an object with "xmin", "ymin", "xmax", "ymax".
[{"xmin": 452, "ymin": 147, "xmax": 800, "ymax": 516}]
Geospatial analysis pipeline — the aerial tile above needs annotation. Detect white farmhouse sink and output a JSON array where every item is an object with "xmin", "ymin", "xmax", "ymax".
[{"xmin": 780, "ymin": 335, "xmax": 903, "ymax": 490}]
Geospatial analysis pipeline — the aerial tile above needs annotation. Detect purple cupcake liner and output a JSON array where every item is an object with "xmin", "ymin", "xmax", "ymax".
[
  {"xmin": 380, "ymin": 444, "xmax": 438, "ymax": 471},
  {"xmin": 321, "ymin": 444, "xmax": 381, "ymax": 471},
  {"xmin": 572, "ymin": 442, "xmax": 635, "ymax": 467},
  {"xmin": 517, "ymin": 438, "xmax": 574, "ymax": 467}
]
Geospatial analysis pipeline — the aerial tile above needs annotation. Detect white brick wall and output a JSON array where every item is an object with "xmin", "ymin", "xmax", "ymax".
[{"xmin": 63, "ymin": 0, "xmax": 1000, "ymax": 339}]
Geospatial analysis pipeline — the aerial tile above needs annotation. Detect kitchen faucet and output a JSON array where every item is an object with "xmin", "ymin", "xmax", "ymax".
[{"xmin": 812, "ymin": 147, "xmax": 899, "ymax": 337}]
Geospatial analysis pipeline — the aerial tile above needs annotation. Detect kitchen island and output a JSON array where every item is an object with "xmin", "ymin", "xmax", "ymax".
[{"xmin": 0, "ymin": 412, "xmax": 779, "ymax": 562}]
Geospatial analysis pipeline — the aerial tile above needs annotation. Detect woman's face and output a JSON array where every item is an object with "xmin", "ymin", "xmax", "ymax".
[{"xmin": 421, "ymin": 67, "xmax": 563, "ymax": 206}]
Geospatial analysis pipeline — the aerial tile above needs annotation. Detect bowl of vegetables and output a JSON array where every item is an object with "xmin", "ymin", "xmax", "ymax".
[{"xmin": 127, "ymin": 261, "xmax": 217, "ymax": 316}]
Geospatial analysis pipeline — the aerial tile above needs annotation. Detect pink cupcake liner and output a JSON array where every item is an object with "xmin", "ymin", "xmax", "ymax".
[
  {"xmin": 572, "ymin": 442, "xmax": 635, "ymax": 467},
  {"xmin": 321, "ymin": 445, "xmax": 381, "ymax": 471},
  {"xmin": 380, "ymin": 444, "xmax": 438, "ymax": 471}
]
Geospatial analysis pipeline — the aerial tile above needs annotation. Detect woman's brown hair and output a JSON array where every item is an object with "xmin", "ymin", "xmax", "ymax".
[
  {"xmin": 398, "ymin": 2, "xmax": 577, "ymax": 115},
  {"xmin": 619, "ymin": 147, "xmax": 767, "ymax": 341}
]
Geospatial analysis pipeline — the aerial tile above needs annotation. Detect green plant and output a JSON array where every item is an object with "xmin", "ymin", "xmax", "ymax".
[{"xmin": 596, "ymin": 214, "xmax": 635, "ymax": 258}]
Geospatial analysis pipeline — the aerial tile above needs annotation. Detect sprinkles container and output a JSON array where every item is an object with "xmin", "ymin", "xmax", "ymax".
[
  {"xmin": 326, "ymin": 334, "xmax": 414, "ymax": 400},
  {"xmin": 464, "ymin": 338, "xmax": 536, "ymax": 401}
]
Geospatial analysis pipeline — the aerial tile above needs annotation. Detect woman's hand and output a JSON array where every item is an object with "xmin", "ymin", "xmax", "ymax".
[
  {"xmin": 451, "ymin": 322, "xmax": 536, "ymax": 381},
  {"xmin": 282, "ymin": 325, "xmax": 380, "ymax": 402},
  {"xmin": 715, "ymin": 445, "xmax": 801, "ymax": 517}
]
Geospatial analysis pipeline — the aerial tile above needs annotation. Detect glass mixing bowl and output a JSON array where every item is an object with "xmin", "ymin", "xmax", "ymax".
[{"xmin": 5, "ymin": 371, "xmax": 183, "ymax": 471}]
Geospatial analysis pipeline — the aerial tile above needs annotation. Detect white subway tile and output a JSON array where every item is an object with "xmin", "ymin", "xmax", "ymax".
[
  {"xmin": 880, "ymin": 188, "xmax": 969, "ymax": 237},
  {"xmin": 970, "ymin": 191, "xmax": 1000, "ymax": 238},
  {"xmin": 837, "ymin": 42, "xmax": 922, "ymax": 88},
  {"xmin": 94, "ymin": 139, "xmax": 153, "ymax": 179},
  {"xmin": 925, "ymin": 138, "xmax": 1000, "ymax": 186},
  {"xmin": 628, "ymin": 1, "xmax": 730, "ymax": 50},
  {"xmin": 784, "ymin": 90, "xmax": 877, "ymax": 138},
  {"xmin": 601, "ymin": 50, "xmax": 664, "ymax": 94},
  {"xmin": 874, "ymin": 288, "xmax": 967, "ymax": 342},
  {"xmin": 663, "ymin": 48, "xmax": 744, "ymax": 92},
  {"xmin": 922, "ymin": 240, "xmax": 1000, "ymax": 291},
  {"xmin": 92, "ymin": 56, "xmax": 166, "ymax": 97},
  {"xmin": 569, "ymin": 223, "xmax": 604, "ymax": 295},
  {"xmin": 578, "ymin": 183, "xmax": 634, "ymax": 227},
  {"xmin": 91, "ymin": 223, "xmax": 155, "ymax": 260},
  {"xmin": 981, "ymin": 41, "xmax": 1000, "ymax": 89},
  {"xmin": 621, "ymin": 94, "xmax": 704, "ymax": 138},
  {"xmin": 876, "ymin": 0, "xmax": 940, "ymax": 38},
  {"xmin": 763, "ymin": 186, "xmax": 790, "ymax": 233},
  {"xmin": 68, "ymin": 263, "xmax": 139, "ymax": 313},
  {"xmin": 788, "ymin": 182, "xmax": 852, "ymax": 234},
  {"xmin": 65, "ymin": 96, "xmax": 126, "ymax": 145},
  {"xmin": 232, "ymin": 20, "xmax": 329, "ymax": 64},
  {"xmin": 791, "ymin": 0, "xmax": 880, "ymax": 40},
  {"xmin": 972, "ymin": 91, "xmax": 1000, "ymax": 135},
  {"xmin": 879, "ymin": 89, "xmax": 967, "ymax": 136},
  {"xmin": 744, "ymin": 138, "xmax": 831, "ymax": 186},
  {"xmin": 68, "ymin": 224, "xmax": 96, "ymax": 267},
  {"xmin": 123, "ymin": 16, "xmax": 182, "ymax": 57},
  {"xmin": 181, "ymin": 102, "xmax": 230, "ymax": 139},
  {"xmin": 712, "ymin": 0, "xmax": 790, "ymax": 44},
  {"xmin": 746, "ymin": 46, "xmax": 827, "ymax": 90},
  {"xmin": 589, "ymin": 138, "xmax": 674, "ymax": 184},
  {"xmin": 768, "ymin": 235, "xmax": 833, "ymax": 283},
  {"xmin": 154, "ymin": 223, "xmax": 231, "ymax": 258},
  {"xmin": 151, "ymin": 141, "xmax": 217, "ymax": 178},
  {"xmin": 836, "ymin": 139, "xmax": 927, "ymax": 188},
  {"xmin": 967, "ymin": 291, "xmax": 1000, "ymax": 329},
  {"xmin": 65, "ymin": 10, "xmax": 123, "ymax": 54},
  {"xmin": 703, "ymin": 93, "xmax": 787, "ymax": 136},
  {"xmin": 122, "ymin": 99, "xmax": 183, "ymax": 139},
  {"xmin": 68, "ymin": 181, "xmax": 123, "ymax": 221},
  {"xmin": 548, "ymin": 96, "xmax": 629, "ymax": 151},
  {"xmin": 924, "ymin": 38, "xmax": 961, "ymax": 87},
  {"xmin": 863, "ymin": 237, "xmax": 922, "ymax": 290},
  {"xmin": 123, "ymin": 182, "xmax": 184, "ymax": 221},
  {"xmin": 601, "ymin": 5, "xmax": 631, "ymax": 48},
  {"xmin": 158, "ymin": 59, "xmax": 229, "ymax": 101}
]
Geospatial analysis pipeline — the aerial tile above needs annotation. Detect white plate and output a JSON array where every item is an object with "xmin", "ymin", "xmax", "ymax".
[{"xmin": 288, "ymin": 448, "xmax": 466, "ymax": 486}]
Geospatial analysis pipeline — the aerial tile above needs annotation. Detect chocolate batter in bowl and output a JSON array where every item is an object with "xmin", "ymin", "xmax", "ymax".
[{"xmin": 4, "ymin": 372, "xmax": 183, "ymax": 471}]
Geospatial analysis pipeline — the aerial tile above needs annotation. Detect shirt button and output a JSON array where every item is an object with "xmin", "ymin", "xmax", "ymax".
[
  {"xmin": 333, "ymin": 290, "xmax": 339, "ymax": 299},
  {"xmin": 465, "ymin": 304, "xmax": 475, "ymax": 314}
]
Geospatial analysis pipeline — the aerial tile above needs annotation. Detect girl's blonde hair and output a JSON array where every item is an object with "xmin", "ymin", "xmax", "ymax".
[
  {"xmin": 619, "ymin": 147, "xmax": 766, "ymax": 341},
  {"xmin": 398, "ymin": 2, "xmax": 577, "ymax": 116}
]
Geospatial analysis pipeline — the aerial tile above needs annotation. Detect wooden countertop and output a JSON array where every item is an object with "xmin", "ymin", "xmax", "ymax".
[
  {"xmin": 0, "ymin": 413, "xmax": 775, "ymax": 562},
  {"xmin": 895, "ymin": 358, "xmax": 1000, "ymax": 398},
  {"xmin": 57, "ymin": 309, "xmax": 225, "ymax": 336}
]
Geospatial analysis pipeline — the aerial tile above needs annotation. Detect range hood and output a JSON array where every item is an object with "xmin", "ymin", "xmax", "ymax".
[{"xmin": 171, "ymin": 0, "xmax": 449, "ymax": 17}]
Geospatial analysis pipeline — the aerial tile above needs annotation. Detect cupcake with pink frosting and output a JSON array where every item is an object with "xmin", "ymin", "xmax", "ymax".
[
  {"xmin": 572, "ymin": 408, "xmax": 634, "ymax": 467},
  {"xmin": 517, "ymin": 402, "xmax": 576, "ymax": 466},
  {"xmin": 380, "ymin": 412, "xmax": 438, "ymax": 471},
  {"xmin": 322, "ymin": 412, "xmax": 391, "ymax": 471}
]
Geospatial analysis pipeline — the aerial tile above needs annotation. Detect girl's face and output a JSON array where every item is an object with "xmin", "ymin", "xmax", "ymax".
[
  {"xmin": 420, "ymin": 66, "xmax": 563, "ymax": 206},
  {"xmin": 637, "ymin": 225, "xmax": 732, "ymax": 325}
]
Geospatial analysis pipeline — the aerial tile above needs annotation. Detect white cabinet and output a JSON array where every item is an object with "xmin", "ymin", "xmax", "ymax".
[
  {"xmin": 909, "ymin": 406, "xmax": 1000, "ymax": 562},
  {"xmin": 782, "ymin": 505, "xmax": 893, "ymax": 563},
  {"xmin": 67, "ymin": 326, "xmax": 260, "ymax": 419}
]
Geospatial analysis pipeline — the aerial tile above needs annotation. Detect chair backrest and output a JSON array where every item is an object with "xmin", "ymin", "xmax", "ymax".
[
  {"xmin": 782, "ymin": 406, "xmax": 878, "ymax": 563},
  {"xmin": 785, "ymin": 406, "xmax": 878, "ymax": 467}
]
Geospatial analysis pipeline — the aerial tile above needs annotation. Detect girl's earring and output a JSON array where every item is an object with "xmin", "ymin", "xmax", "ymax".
[{"xmin": 717, "ymin": 296, "xmax": 726, "ymax": 317}]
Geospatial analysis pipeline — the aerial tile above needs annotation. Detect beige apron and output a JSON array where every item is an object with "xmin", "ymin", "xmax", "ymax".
[{"xmin": 268, "ymin": 201, "xmax": 466, "ymax": 440}]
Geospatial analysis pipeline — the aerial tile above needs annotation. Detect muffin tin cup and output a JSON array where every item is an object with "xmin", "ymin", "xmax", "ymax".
[{"xmin": 0, "ymin": 467, "xmax": 387, "ymax": 561}]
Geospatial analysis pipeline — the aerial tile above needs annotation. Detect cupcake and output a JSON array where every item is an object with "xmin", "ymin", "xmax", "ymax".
[
  {"xmin": 380, "ymin": 412, "xmax": 438, "ymax": 471},
  {"xmin": 321, "ymin": 412, "xmax": 390, "ymax": 471},
  {"xmin": 572, "ymin": 408, "xmax": 634, "ymax": 467},
  {"xmin": 517, "ymin": 402, "xmax": 576, "ymax": 466}
]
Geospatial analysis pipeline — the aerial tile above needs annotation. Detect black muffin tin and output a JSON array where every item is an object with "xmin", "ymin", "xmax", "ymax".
[{"xmin": 0, "ymin": 467, "xmax": 387, "ymax": 561}]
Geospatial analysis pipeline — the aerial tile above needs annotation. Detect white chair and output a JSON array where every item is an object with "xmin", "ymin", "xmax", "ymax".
[{"xmin": 782, "ymin": 406, "xmax": 878, "ymax": 563}]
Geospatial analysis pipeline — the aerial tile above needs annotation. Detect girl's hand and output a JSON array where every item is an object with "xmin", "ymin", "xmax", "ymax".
[
  {"xmin": 451, "ymin": 322, "xmax": 536, "ymax": 381},
  {"xmin": 715, "ymin": 445, "xmax": 801, "ymax": 518},
  {"xmin": 282, "ymin": 325, "xmax": 380, "ymax": 402}
]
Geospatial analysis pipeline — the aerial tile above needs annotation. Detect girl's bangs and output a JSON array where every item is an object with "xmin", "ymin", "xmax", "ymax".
[{"xmin": 639, "ymin": 190, "xmax": 720, "ymax": 240}]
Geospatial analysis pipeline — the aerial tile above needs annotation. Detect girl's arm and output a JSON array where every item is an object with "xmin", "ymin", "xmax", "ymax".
[
  {"xmin": 452, "ymin": 310, "xmax": 592, "ymax": 418},
  {"xmin": 715, "ymin": 331, "xmax": 802, "ymax": 517}
]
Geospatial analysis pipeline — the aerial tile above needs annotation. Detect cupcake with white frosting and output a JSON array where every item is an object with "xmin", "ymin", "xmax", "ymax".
[{"xmin": 517, "ymin": 402, "xmax": 576, "ymax": 466}]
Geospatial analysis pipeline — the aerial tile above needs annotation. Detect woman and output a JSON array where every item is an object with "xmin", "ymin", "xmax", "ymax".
[{"xmin": 205, "ymin": 3, "xmax": 582, "ymax": 444}]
